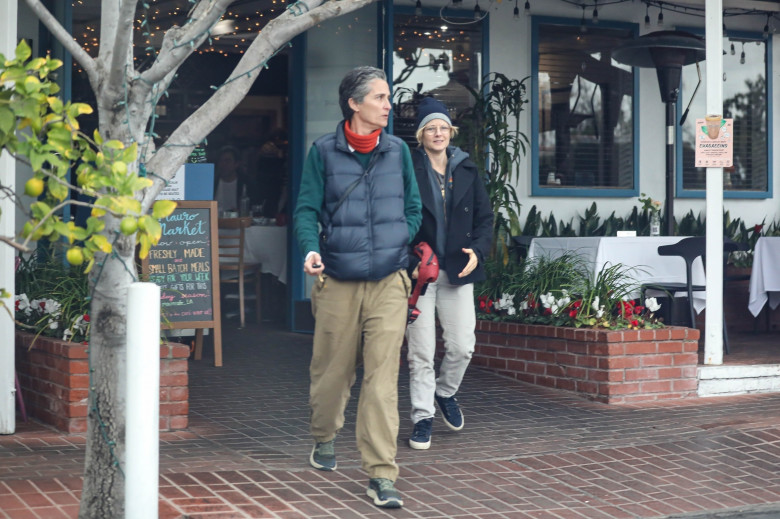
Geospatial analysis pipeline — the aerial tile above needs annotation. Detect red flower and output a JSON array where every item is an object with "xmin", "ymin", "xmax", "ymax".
[
  {"xmin": 15, "ymin": 300, "xmax": 20, "ymax": 311},
  {"xmin": 573, "ymin": 300, "xmax": 582, "ymax": 309},
  {"xmin": 83, "ymin": 314, "xmax": 90, "ymax": 322},
  {"xmin": 569, "ymin": 309, "xmax": 578, "ymax": 318},
  {"xmin": 39, "ymin": 301, "xmax": 46, "ymax": 310},
  {"xmin": 479, "ymin": 300, "xmax": 486, "ymax": 310},
  {"xmin": 543, "ymin": 308, "xmax": 552, "ymax": 316},
  {"xmin": 631, "ymin": 319, "xmax": 639, "ymax": 327},
  {"xmin": 755, "ymin": 224, "xmax": 764, "ymax": 233},
  {"xmin": 633, "ymin": 305, "xmax": 644, "ymax": 315}
]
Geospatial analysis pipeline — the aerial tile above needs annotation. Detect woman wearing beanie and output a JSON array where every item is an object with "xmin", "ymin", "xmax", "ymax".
[{"xmin": 406, "ymin": 97, "xmax": 493, "ymax": 450}]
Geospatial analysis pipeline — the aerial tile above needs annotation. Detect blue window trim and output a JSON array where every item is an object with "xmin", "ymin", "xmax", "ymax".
[
  {"xmin": 530, "ymin": 16, "xmax": 640, "ymax": 198},
  {"xmin": 676, "ymin": 28, "xmax": 772, "ymax": 200}
]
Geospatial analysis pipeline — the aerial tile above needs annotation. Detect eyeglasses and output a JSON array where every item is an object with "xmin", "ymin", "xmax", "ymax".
[{"xmin": 423, "ymin": 125, "xmax": 451, "ymax": 135}]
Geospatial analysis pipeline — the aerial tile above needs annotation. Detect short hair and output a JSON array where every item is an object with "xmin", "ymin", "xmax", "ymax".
[
  {"xmin": 338, "ymin": 66, "xmax": 387, "ymax": 120},
  {"xmin": 415, "ymin": 123, "xmax": 460, "ymax": 145}
]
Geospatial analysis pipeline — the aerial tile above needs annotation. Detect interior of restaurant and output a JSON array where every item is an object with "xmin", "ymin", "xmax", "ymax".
[{"xmin": 70, "ymin": 0, "xmax": 291, "ymax": 324}]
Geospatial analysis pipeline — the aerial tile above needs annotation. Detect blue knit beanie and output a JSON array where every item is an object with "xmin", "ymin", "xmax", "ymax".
[{"xmin": 416, "ymin": 97, "xmax": 452, "ymax": 132}]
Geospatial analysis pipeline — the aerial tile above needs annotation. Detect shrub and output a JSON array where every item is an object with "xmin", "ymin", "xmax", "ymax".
[
  {"xmin": 476, "ymin": 254, "xmax": 663, "ymax": 330},
  {"xmin": 14, "ymin": 251, "xmax": 91, "ymax": 343}
]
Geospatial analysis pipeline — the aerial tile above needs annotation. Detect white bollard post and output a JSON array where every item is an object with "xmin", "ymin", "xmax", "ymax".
[{"xmin": 125, "ymin": 282, "xmax": 161, "ymax": 519}]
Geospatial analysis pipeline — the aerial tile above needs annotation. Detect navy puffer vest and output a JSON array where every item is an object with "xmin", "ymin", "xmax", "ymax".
[{"xmin": 315, "ymin": 122, "xmax": 409, "ymax": 281}]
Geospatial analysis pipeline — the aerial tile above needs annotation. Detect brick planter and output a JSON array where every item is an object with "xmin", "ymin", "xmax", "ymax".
[
  {"xmin": 15, "ymin": 331, "xmax": 190, "ymax": 433},
  {"xmin": 469, "ymin": 321, "xmax": 700, "ymax": 404}
]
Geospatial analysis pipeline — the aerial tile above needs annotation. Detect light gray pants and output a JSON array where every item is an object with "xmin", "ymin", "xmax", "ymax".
[{"xmin": 406, "ymin": 270, "xmax": 476, "ymax": 424}]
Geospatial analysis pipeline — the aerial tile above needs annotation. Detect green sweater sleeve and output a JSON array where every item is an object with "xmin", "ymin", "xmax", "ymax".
[
  {"xmin": 401, "ymin": 143, "xmax": 422, "ymax": 242},
  {"xmin": 293, "ymin": 145, "xmax": 324, "ymax": 256}
]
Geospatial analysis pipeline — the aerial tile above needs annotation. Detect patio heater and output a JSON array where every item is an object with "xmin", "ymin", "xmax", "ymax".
[{"xmin": 613, "ymin": 31, "xmax": 705, "ymax": 235}]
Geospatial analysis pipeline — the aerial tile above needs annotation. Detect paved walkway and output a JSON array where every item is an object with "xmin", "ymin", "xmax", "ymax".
[{"xmin": 2, "ymin": 322, "xmax": 780, "ymax": 518}]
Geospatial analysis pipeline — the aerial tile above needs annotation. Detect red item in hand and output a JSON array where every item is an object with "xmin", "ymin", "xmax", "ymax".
[{"xmin": 407, "ymin": 242, "xmax": 439, "ymax": 324}]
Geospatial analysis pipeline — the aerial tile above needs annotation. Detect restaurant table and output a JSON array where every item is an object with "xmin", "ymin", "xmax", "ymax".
[
  {"xmin": 242, "ymin": 224, "xmax": 288, "ymax": 284},
  {"xmin": 748, "ymin": 236, "xmax": 780, "ymax": 317},
  {"xmin": 527, "ymin": 236, "xmax": 706, "ymax": 312}
]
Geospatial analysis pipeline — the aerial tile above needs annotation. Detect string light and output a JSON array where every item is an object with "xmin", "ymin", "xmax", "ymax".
[
  {"xmin": 740, "ymin": 42, "xmax": 746, "ymax": 64},
  {"xmin": 763, "ymin": 14, "xmax": 770, "ymax": 39},
  {"xmin": 514, "ymin": 0, "xmax": 520, "ymax": 19},
  {"xmin": 730, "ymin": 42, "xmax": 735, "ymax": 55},
  {"xmin": 415, "ymin": 0, "xmax": 422, "ymax": 16},
  {"xmin": 524, "ymin": 0, "xmax": 530, "ymax": 16},
  {"xmin": 473, "ymin": 0, "xmax": 482, "ymax": 20},
  {"xmin": 644, "ymin": 5, "xmax": 650, "ymax": 29},
  {"xmin": 592, "ymin": 0, "xmax": 598, "ymax": 24},
  {"xmin": 580, "ymin": 6, "xmax": 587, "ymax": 33},
  {"xmin": 657, "ymin": 5, "xmax": 663, "ymax": 26}
]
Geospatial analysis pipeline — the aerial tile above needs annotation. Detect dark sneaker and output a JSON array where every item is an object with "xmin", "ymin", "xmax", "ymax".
[
  {"xmin": 366, "ymin": 478, "xmax": 403, "ymax": 508},
  {"xmin": 409, "ymin": 418, "xmax": 433, "ymax": 450},
  {"xmin": 435, "ymin": 393, "xmax": 464, "ymax": 431},
  {"xmin": 309, "ymin": 440, "xmax": 337, "ymax": 471}
]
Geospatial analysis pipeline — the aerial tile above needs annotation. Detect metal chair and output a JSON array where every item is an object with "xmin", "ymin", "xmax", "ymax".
[
  {"xmin": 641, "ymin": 236, "xmax": 737, "ymax": 354},
  {"xmin": 218, "ymin": 217, "xmax": 262, "ymax": 328}
]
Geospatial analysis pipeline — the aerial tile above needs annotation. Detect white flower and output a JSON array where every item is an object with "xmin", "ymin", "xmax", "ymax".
[
  {"xmin": 591, "ymin": 296, "xmax": 600, "ymax": 312},
  {"xmin": 645, "ymin": 297, "xmax": 661, "ymax": 313},
  {"xmin": 520, "ymin": 300, "xmax": 529, "ymax": 311},
  {"xmin": 506, "ymin": 306, "xmax": 516, "ymax": 316},
  {"xmin": 540, "ymin": 292, "xmax": 555, "ymax": 308},
  {"xmin": 596, "ymin": 305, "xmax": 605, "ymax": 318}
]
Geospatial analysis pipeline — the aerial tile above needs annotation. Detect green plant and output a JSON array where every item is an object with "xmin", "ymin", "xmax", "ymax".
[
  {"xmin": 15, "ymin": 249, "xmax": 91, "ymax": 343},
  {"xmin": 456, "ymin": 73, "xmax": 529, "ymax": 262},
  {"xmin": 477, "ymin": 254, "xmax": 662, "ymax": 330}
]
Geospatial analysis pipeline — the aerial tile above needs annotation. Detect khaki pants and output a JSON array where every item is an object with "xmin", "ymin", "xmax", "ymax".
[{"xmin": 309, "ymin": 269, "xmax": 411, "ymax": 481}]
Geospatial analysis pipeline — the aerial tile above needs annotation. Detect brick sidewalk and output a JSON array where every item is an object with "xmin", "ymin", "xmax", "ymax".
[{"xmin": 2, "ymin": 323, "xmax": 780, "ymax": 518}]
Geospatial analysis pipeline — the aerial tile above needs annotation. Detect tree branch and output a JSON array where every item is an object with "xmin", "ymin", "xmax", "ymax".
[
  {"xmin": 140, "ymin": 0, "xmax": 235, "ymax": 86},
  {"xmin": 22, "ymin": 0, "xmax": 99, "ymax": 86},
  {"xmin": 141, "ymin": 0, "xmax": 376, "ymax": 208},
  {"xmin": 106, "ymin": 0, "xmax": 140, "ymax": 99}
]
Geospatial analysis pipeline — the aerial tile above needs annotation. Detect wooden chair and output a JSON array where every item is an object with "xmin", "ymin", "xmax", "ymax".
[{"xmin": 218, "ymin": 217, "xmax": 261, "ymax": 328}]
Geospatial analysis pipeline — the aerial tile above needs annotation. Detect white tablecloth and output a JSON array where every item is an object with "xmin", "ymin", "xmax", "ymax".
[
  {"xmin": 527, "ymin": 236, "xmax": 706, "ymax": 312},
  {"xmin": 244, "ymin": 225, "xmax": 288, "ymax": 284},
  {"xmin": 748, "ymin": 237, "xmax": 780, "ymax": 317}
]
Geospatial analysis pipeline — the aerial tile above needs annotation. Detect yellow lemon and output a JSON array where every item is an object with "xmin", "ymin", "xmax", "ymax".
[
  {"xmin": 66, "ymin": 246, "xmax": 84, "ymax": 266},
  {"xmin": 24, "ymin": 178, "xmax": 44, "ymax": 197}
]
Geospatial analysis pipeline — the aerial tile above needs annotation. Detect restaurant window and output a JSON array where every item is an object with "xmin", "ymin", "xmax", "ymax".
[
  {"xmin": 392, "ymin": 10, "xmax": 484, "ymax": 147},
  {"xmin": 680, "ymin": 35, "xmax": 770, "ymax": 196},
  {"xmin": 533, "ymin": 19, "xmax": 637, "ymax": 196}
]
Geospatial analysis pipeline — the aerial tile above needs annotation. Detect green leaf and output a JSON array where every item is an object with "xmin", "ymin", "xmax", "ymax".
[
  {"xmin": 0, "ymin": 106, "xmax": 14, "ymax": 135},
  {"xmin": 15, "ymin": 40, "xmax": 31, "ymax": 62},
  {"xmin": 152, "ymin": 199, "xmax": 177, "ymax": 219}
]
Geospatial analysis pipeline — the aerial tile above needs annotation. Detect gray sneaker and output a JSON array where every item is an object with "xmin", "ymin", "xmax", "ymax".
[
  {"xmin": 309, "ymin": 440, "xmax": 337, "ymax": 471},
  {"xmin": 366, "ymin": 478, "xmax": 403, "ymax": 508}
]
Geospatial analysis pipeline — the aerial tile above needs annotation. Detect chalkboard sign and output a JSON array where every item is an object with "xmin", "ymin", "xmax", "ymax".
[{"xmin": 142, "ymin": 200, "xmax": 223, "ymax": 366}]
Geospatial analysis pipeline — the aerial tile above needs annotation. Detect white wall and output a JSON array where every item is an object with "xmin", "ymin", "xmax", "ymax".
[{"xmin": 484, "ymin": 0, "xmax": 777, "ymax": 229}]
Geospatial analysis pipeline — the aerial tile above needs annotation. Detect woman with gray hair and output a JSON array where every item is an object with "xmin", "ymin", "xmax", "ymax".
[{"xmin": 406, "ymin": 96, "xmax": 493, "ymax": 450}]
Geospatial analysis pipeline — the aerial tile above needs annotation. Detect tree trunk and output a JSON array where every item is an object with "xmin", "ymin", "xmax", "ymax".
[{"xmin": 78, "ymin": 225, "xmax": 137, "ymax": 518}]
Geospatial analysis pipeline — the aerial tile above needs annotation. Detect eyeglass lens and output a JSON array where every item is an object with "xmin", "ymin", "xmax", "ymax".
[{"xmin": 425, "ymin": 126, "xmax": 450, "ymax": 134}]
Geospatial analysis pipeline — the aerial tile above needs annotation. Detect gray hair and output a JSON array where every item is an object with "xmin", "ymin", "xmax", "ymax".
[{"xmin": 338, "ymin": 66, "xmax": 387, "ymax": 120}]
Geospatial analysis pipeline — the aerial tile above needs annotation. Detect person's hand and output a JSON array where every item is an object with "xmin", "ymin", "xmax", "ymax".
[
  {"xmin": 458, "ymin": 248, "xmax": 478, "ymax": 278},
  {"xmin": 412, "ymin": 264, "xmax": 420, "ymax": 279},
  {"xmin": 304, "ymin": 253, "xmax": 325, "ymax": 276}
]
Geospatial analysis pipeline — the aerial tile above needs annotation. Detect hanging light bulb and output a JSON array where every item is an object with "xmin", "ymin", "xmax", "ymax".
[
  {"xmin": 740, "ymin": 43, "xmax": 746, "ymax": 65},
  {"xmin": 592, "ymin": 1, "xmax": 598, "ymax": 24},
  {"xmin": 657, "ymin": 6, "xmax": 663, "ymax": 27},
  {"xmin": 644, "ymin": 5, "xmax": 650, "ymax": 29},
  {"xmin": 764, "ymin": 15, "xmax": 770, "ymax": 39},
  {"xmin": 580, "ymin": 8, "xmax": 587, "ymax": 33},
  {"xmin": 513, "ymin": 0, "xmax": 519, "ymax": 19},
  {"xmin": 730, "ymin": 42, "xmax": 735, "ymax": 55},
  {"xmin": 415, "ymin": 0, "xmax": 422, "ymax": 15},
  {"xmin": 723, "ymin": 22, "xmax": 727, "ymax": 38},
  {"xmin": 723, "ymin": 71, "xmax": 727, "ymax": 81},
  {"xmin": 473, "ymin": 1, "xmax": 481, "ymax": 20},
  {"xmin": 524, "ymin": 0, "xmax": 530, "ymax": 16}
]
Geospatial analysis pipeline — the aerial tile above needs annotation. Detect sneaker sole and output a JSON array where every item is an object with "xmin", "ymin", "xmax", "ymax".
[
  {"xmin": 366, "ymin": 488, "xmax": 403, "ymax": 508},
  {"xmin": 408, "ymin": 437, "xmax": 431, "ymax": 450},
  {"xmin": 309, "ymin": 447, "xmax": 337, "ymax": 471},
  {"xmin": 436, "ymin": 402, "xmax": 465, "ymax": 432}
]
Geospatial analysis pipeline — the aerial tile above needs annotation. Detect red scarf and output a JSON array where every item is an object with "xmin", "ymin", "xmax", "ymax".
[{"xmin": 344, "ymin": 120, "xmax": 381, "ymax": 153}]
